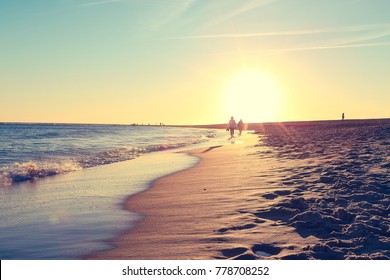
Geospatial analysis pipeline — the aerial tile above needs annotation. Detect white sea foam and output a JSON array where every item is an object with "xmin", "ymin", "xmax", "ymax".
[{"xmin": 0, "ymin": 124, "xmax": 220, "ymax": 186}]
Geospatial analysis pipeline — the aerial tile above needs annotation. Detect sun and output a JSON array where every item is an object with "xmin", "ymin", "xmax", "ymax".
[{"xmin": 223, "ymin": 69, "xmax": 280, "ymax": 123}]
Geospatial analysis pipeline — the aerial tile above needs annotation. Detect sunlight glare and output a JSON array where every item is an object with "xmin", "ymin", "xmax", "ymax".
[{"xmin": 223, "ymin": 69, "xmax": 280, "ymax": 123}]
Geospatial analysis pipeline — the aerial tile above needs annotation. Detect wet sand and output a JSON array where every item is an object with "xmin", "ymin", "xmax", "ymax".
[{"xmin": 89, "ymin": 119, "xmax": 390, "ymax": 260}]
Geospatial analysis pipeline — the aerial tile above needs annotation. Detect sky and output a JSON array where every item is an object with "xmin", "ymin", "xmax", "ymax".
[{"xmin": 1, "ymin": 0, "xmax": 389, "ymax": 125}]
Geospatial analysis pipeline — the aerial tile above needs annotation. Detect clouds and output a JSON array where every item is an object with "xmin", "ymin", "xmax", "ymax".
[
  {"xmin": 150, "ymin": 0, "xmax": 390, "ymax": 57},
  {"xmin": 39, "ymin": 1, "xmax": 390, "ymax": 55},
  {"xmin": 169, "ymin": 24, "xmax": 390, "ymax": 40},
  {"xmin": 272, "ymin": 25, "xmax": 390, "ymax": 54},
  {"xmin": 147, "ymin": 0, "xmax": 196, "ymax": 29},
  {"xmin": 203, "ymin": 0, "xmax": 278, "ymax": 28},
  {"xmin": 165, "ymin": 22, "xmax": 390, "ymax": 55},
  {"xmin": 283, "ymin": 41, "xmax": 390, "ymax": 51}
]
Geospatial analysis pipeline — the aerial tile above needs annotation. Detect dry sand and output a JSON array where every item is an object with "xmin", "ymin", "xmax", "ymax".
[{"xmin": 90, "ymin": 119, "xmax": 390, "ymax": 260}]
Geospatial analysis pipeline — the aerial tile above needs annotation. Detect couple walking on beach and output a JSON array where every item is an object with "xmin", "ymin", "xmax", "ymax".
[{"xmin": 228, "ymin": 116, "xmax": 244, "ymax": 138}]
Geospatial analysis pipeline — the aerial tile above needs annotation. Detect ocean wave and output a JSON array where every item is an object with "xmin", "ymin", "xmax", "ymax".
[
  {"xmin": 0, "ymin": 131, "xmax": 217, "ymax": 187},
  {"xmin": 0, "ymin": 160, "xmax": 83, "ymax": 186}
]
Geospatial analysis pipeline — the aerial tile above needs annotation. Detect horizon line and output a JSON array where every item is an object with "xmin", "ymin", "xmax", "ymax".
[{"xmin": 2, "ymin": 117, "xmax": 390, "ymax": 127}]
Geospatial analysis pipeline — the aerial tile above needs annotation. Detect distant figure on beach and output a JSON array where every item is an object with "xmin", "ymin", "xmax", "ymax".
[
  {"xmin": 228, "ymin": 116, "xmax": 237, "ymax": 138},
  {"xmin": 237, "ymin": 119, "xmax": 244, "ymax": 136},
  {"xmin": 342, "ymin": 113, "xmax": 345, "ymax": 121}
]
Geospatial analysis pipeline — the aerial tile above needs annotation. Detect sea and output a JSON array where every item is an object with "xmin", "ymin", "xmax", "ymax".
[{"xmin": 0, "ymin": 123, "xmax": 225, "ymax": 259}]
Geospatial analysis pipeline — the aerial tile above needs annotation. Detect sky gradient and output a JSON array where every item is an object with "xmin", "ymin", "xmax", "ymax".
[{"xmin": 1, "ymin": 0, "xmax": 389, "ymax": 124}]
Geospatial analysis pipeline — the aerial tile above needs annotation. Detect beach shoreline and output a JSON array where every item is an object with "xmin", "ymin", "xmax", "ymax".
[
  {"xmin": 0, "ymin": 142, "xmax": 202, "ymax": 260},
  {"xmin": 88, "ymin": 133, "xmax": 318, "ymax": 260},
  {"xmin": 89, "ymin": 119, "xmax": 390, "ymax": 260}
]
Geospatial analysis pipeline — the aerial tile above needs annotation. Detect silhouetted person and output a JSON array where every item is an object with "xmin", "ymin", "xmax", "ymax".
[
  {"xmin": 228, "ymin": 116, "xmax": 237, "ymax": 138},
  {"xmin": 237, "ymin": 119, "xmax": 244, "ymax": 135},
  {"xmin": 342, "ymin": 113, "xmax": 345, "ymax": 121}
]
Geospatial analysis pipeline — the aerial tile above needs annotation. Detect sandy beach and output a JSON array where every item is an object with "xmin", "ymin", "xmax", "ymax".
[{"xmin": 89, "ymin": 119, "xmax": 390, "ymax": 260}]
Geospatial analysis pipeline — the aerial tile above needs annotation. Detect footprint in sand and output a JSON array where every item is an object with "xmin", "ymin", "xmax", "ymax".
[
  {"xmin": 252, "ymin": 244, "xmax": 282, "ymax": 257},
  {"xmin": 221, "ymin": 247, "xmax": 248, "ymax": 258},
  {"xmin": 262, "ymin": 193, "xmax": 278, "ymax": 200},
  {"xmin": 218, "ymin": 223, "xmax": 257, "ymax": 233},
  {"xmin": 220, "ymin": 247, "xmax": 257, "ymax": 260},
  {"xmin": 274, "ymin": 190, "xmax": 292, "ymax": 196}
]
